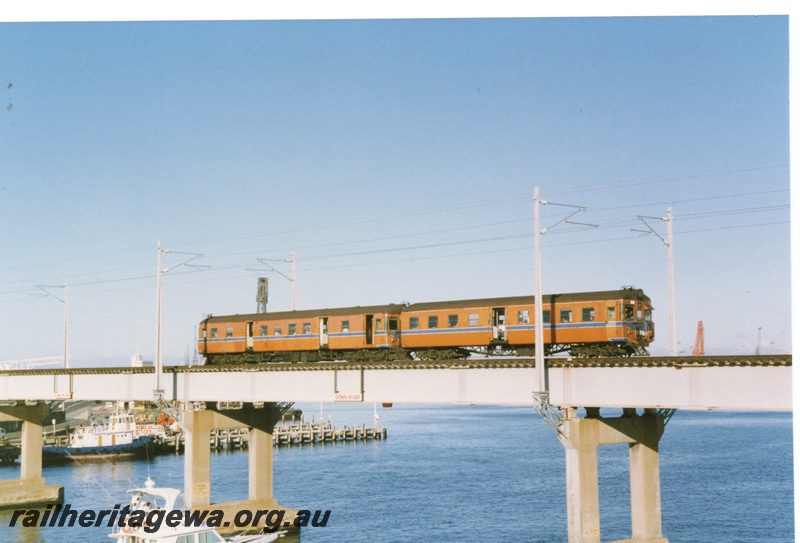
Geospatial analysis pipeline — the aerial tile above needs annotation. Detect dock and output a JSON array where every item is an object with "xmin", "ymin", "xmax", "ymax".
[{"xmin": 162, "ymin": 420, "xmax": 388, "ymax": 452}]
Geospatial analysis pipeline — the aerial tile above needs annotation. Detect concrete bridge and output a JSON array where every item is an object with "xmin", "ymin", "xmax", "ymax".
[{"xmin": 0, "ymin": 354, "xmax": 792, "ymax": 543}]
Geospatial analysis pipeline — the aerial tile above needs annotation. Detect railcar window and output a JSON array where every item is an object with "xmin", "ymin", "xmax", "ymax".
[
  {"xmin": 288, "ymin": 324, "xmax": 297, "ymax": 335},
  {"xmin": 645, "ymin": 309, "xmax": 652, "ymax": 321},
  {"xmin": 468, "ymin": 313, "xmax": 479, "ymax": 326},
  {"xmin": 518, "ymin": 310, "xmax": 530, "ymax": 324},
  {"xmin": 624, "ymin": 305, "xmax": 634, "ymax": 321},
  {"xmin": 274, "ymin": 324, "xmax": 282, "ymax": 335},
  {"xmin": 428, "ymin": 316, "xmax": 438, "ymax": 328},
  {"xmin": 560, "ymin": 309, "xmax": 572, "ymax": 323},
  {"xmin": 303, "ymin": 323, "xmax": 311, "ymax": 334},
  {"xmin": 409, "ymin": 317, "xmax": 419, "ymax": 329},
  {"xmin": 448, "ymin": 315, "xmax": 458, "ymax": 327},
  {"xmin": 607, "ymin": 307, "xmax": 615, "ymax": 320},
  {"xmin": 376, "ymin": 319, "xmax": 383, "ymax": 330},
  {"xmin": 542, "ymin": 310, "xmax": 551, "ymax": 323},
  {"xmin": 389, "ymin": 318, "xmax": 398, "ymax": 331},
  {"xmin": 582, "ymin": 308, "xmax": 595, "ymax": 322},
  {"xmin": 225, "ymin": 327, "xmax": 233, "ymax": 338},
  {"xmin": 210, "ymin": 328, "xmax": 218, "ymax": 338},
  {"xmin": 341, "ymin": 320, "xmax": 350, "ymax": 332},
  {"xmin": 260, "ymin": 325, "xmax": 268, "ymax": 336},
  {"xmin": 637, "ymin": 309, "xmax": 642, "ymax": 320}
]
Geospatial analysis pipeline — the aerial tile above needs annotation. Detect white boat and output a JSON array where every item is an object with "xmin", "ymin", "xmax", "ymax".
[
  {"xmin": 109, "ymin": 478, "xmax": 282, "ymax": 543},
  {"xmin": 43, "ymin": 410, "xmax": 153, "ymax": 463}
]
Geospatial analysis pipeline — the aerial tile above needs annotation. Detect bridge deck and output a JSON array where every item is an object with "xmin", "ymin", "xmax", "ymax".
[{"xmin": 0, "ymin": 355, "xmax": 791, "ymax": 411}]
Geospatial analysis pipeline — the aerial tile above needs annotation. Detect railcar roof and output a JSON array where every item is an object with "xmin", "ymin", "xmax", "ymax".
[
  {"xmin": 202, "ymin": 303, "xmax": 407, "ymax": 323},
  {"xmin": 201, "ymin": 289, "xmax": 650, "ymax": 323},
  {"xmin": 403, "ymin": 289, "xmax": 650, "ymax": 312}
]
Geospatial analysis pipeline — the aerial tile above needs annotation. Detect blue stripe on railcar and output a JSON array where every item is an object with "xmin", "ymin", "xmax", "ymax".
[
  {"xmin": 327, "ymin": 331, "xmax": 391, "ymax": 338},
  {"xmin": 402, "ymin": 327, "xmax": 492, "ymax": 336},
  {"xmin": 507, "ymin": 321, "xmax": 639, "ymax": 331},
  {"xmin": 205, "ymin": 334, "xmax": 319, "ymax": 343}
]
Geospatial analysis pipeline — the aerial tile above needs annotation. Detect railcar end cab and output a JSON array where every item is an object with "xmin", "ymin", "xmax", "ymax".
[{"xmin": 619, "ymin": 294, "xmax": 655, "ymax": 345}]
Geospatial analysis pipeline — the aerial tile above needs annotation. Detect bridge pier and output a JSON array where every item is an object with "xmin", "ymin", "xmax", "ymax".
[
  {"xmin": 182, "ymin": 402, "xmax": 296, "ymax": 535},
  {"xmin": 0, "ymin": 403, "xmax": 63, "ymax": 508},
  {"xmin": 559, "ymin": 408, "xmax": 667, "ymax": 543}
]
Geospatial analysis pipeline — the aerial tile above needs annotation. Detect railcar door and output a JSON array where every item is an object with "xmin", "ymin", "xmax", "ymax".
[
  {"xmin": 320, "ymin": 318, "xmax": 329, "ymax": 347},
  {"xmin": 365, "ymin": 315, "xmax": 374, "ymax": 345},
  {"xmin": 606, "ymin": 305, "xmax": 617, "ymax": 340},
  {"xmin": 388, "ymin": 317, "xmax": 400, "ymax": 344},
  {"xmin": 246, "ymin": 322, "xmax": 254, "ymax": 350},
  {"xmin": 492, "ymin": 308, "xmax": 506, "ymax": 341}
]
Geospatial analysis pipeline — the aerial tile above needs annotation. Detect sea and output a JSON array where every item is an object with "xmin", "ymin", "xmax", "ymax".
[{"xmin": 0, "ymin": 404, "xmax": 794, "ymax": 543}]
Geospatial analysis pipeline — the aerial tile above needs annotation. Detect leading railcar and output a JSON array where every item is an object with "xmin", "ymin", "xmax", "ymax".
[{"xmin": 198, "ymin": 287, "xmax": 654, "ymax": 364}]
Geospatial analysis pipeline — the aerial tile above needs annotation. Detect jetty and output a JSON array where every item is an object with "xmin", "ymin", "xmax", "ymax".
[{"xmin": 159, "ymin": 419, "xmax": 388, "ymax": 452}]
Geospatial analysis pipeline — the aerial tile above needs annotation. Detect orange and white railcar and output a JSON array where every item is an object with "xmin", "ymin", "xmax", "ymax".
[
  {"xmin": 198, "ymin": 304, "xmax": 404, "ymax": 364},
  {"xmin": 401, "ymin": 289, "xmax": 654, "ymax": 358}
]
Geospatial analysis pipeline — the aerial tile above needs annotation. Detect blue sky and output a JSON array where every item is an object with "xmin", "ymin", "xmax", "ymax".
[{"xmin": 0, "ymin": 13, "xmax": 791, "ymax": 364}]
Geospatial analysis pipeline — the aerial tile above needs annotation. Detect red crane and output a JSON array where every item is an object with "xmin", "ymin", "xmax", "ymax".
[{"xmin": 692, "ymin": 321, "xmax": 705, "ymax": 356}]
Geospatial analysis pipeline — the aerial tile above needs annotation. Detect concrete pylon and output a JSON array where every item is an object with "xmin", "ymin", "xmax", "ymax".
[
  {"xmin": 0, "ymin": 403, "xmax": 64, "ymax": 507},
  {"xmin": 559, "ymin": 409, "xmax": 668, "ymax": 543},
  {"xmin": 181, "ymin": 402, "xmax": 296, "ymax": 536}
]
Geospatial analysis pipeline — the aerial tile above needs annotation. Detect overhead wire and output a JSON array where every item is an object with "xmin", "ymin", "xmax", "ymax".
[{"xmin": 0, "ymin": 165, "xmax": 788, "ymax": 300}]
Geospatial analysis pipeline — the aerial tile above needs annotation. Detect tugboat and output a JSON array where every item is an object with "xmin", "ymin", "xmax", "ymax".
[
  {"xmin": 42, "ymin": 410, "xmax": 153, "ymax": 463},
  {"xmin": 109, "ymin": 477, "xmax": 282, "ymax": 543},
  {"xmin": 0, "ymin": 428, "xmax": 20, "ymax": 464}
]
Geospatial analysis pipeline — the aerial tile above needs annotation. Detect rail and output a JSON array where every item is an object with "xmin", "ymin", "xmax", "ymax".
[{"xmin": 0, "ymin": 354, "xmax": 789, "ymax": 376}]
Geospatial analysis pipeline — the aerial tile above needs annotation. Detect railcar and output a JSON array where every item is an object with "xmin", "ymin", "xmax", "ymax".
[
  {"xmin": 198, "ymin": 287, "xmax": 654, "ymax": 364},
  {"xmin": 401, "ymin": 288, "xmax": 654, "ymax": 359},
  {"xmin": 199, "ymin": 304, "xmax": 405, "ymax": 364}
]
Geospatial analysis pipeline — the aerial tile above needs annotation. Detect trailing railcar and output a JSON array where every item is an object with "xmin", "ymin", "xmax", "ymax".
[{"xmin": 198, "ymin": 304, "xmax": 405, "ymax": 364}]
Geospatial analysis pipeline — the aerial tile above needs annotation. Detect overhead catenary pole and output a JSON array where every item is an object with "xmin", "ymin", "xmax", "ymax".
[
  {"xmin": 635, "ymin": 209, "xmax": 676, "ymax": 356},
  {"xmin": 532, "ymin": 187, "xmax": 595, "ymax": 420},
  {"xmin": 666, "ymin": 207, "xmax": 676, "ymax": 356},
  {"xmin": 291, "ymin": 252, "xmax": 297, "ymax": 311},
  {"xmin": 35, "ymin": 282, "xmax": 70, "ymax": 368},
  {"xmin": 156, "ymin": 241, "xmax": 163, "ymax": 392},
  {"xmin": 533, "ymin": 187, "xmax": 545, "ymax": 397},
  {"xmin": 152, "ymin": 242, "xmax": 206, "ymax": 423},
  {"xmin": 533, "ymin": 188, "xmax": 596, "ymax": 393},
  {"xmin": 63, "ymin": 280, "xmax": 69, "ymax": 369},
  {"xmin": 633, "ymin": 209, "xmax": 678, "ymax": 424}
]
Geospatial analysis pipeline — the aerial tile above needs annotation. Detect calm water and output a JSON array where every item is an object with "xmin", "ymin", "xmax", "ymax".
[{"xmin": 0, "ymin": 405, "xmax": 794, "ymax": 543}]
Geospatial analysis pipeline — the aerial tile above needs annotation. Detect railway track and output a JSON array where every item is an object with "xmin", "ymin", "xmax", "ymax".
[{"xmin": 0, "ymin": 354, "xmax": 790, "ymax": 375}]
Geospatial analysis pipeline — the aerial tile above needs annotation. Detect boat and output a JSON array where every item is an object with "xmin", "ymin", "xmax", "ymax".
[
  {"xmin": 109, "ymin": 477, "xmax": 282, "ymax": 543},
  {"xmin": 42, "ymin": 410, "xmax": 153, "ymax": 463},
  {"xmin": 0, "ymin": 428, "xmax": 20, "ymax": 464}
]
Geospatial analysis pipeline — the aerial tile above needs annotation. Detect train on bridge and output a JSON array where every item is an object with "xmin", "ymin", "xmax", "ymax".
[{"xmin": 198, "ymin": 287, "xmax": 654, "ymax": 364}]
